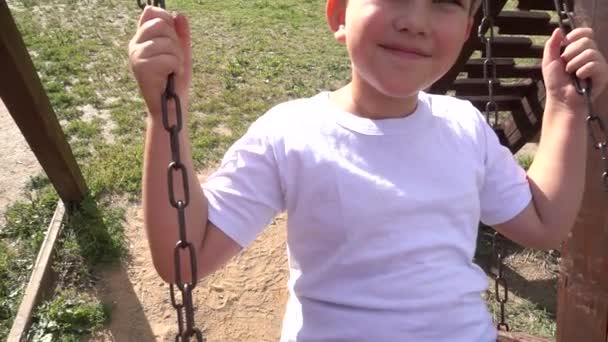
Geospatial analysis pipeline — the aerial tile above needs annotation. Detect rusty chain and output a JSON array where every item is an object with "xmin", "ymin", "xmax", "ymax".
[
  {"xmin": 478, "ymin": 0, "xmax": 510, "ymax": 332},
  {"xmin": 136, "ymin": 1, "xmax": 203, "ymax": 341},
  {"xmin": 553, "ymin": 0, "xmax": 608, "ymax": 190},
  {"xmin": 478, "ymin": 0, "xmax": 509, "ymax": 146}
]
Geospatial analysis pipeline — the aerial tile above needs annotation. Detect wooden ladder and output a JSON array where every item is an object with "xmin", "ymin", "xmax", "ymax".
[{"xmin": 430, "ymin": 0, "xmax": 564, "ymax": 154}]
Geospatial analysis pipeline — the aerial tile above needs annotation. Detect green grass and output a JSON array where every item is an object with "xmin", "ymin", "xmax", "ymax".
[
  {"xmin": 1, "ymin": 0, "xmax": 557, "ymax": 339},
  {"xmin": 26, "ymin": 291, "xmax": 109, "ymax": 342}
]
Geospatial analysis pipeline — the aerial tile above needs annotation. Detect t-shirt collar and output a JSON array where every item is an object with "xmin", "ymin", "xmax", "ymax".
[{"xmin": 318, "ymin": 91, "xmax": 430, "ymax": 136}]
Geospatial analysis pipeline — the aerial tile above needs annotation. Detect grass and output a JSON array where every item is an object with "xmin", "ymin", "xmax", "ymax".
[
  {"xmin": 1, "ymin": 0, "xmax": 558, "ymax": 340},
  {"xmin": 26, "ymin": 291, "xmax": 109, "ymax": 342}
]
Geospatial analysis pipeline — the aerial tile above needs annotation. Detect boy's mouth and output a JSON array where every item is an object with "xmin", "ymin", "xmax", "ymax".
[{"xmin": 379, "ymin": 44, "xmax": 431, "ymax": 59}]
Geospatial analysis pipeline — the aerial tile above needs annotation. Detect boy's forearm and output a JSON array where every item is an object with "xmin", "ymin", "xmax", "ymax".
[
  {"xmin": 143, "ymin": 113, "xmax": 208, "ymax": 283},
  {"xmin": 526, "ymin": 104, "xmax": 588, "ymax": 246}
]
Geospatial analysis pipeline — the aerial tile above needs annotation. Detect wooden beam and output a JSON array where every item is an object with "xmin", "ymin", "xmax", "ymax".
[
  {"xmin": 7, "ymin": 201, "xmax": 65, "ymax": 342},
  {"xmin": 0, "ymin": 0, "xmax": 87, "ymax": 202},
  {"xmin": 556, "ymin": 1, "xmax": 608, "ymax": 341}
]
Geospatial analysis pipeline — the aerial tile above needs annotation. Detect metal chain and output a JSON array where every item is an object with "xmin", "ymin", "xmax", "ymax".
[
  {"xmin": 478, "ymin": 0, "xmax": 509, "ymax": 146},
  {"xmin": 492, "ymin": 232, "xmax": 509, "ymax": 332},
  {"xmin": 137, "ymin": 2, "xmax": 203, "ymax": 341},
  {"xmin": 553, "ymin": 0, "xmax": 608, "ymax": 190},
  {"xmin": 478, "ymin": 0, "xmax": 510, "ymax": 332}
]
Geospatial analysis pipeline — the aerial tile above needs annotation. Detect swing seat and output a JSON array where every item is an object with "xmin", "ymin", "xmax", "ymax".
[{"xmin": 497, "ymin": 330, "xmax": 552, "ymax": 342}]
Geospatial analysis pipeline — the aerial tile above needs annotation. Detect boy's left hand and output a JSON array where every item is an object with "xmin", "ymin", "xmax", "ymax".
[{"xmin": 542, "ymin": 27, "xmax": 608, "ymax": 114}]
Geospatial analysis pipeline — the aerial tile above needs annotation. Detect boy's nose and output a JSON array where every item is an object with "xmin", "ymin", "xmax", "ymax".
[{"xmin": 392, "ymin": 0, "xmax": 431, "ymax": 36}]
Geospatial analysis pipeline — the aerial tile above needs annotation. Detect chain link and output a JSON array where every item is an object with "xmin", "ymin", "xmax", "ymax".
[
  {"xmin": 137, "ymin": 1, "xmax": 203, "ymax": 340},
  {"xmin": 478, "ymin": 0, "xmax": 508, "ymax": 144},
  {"xmin": 554, "ymin": 0, "xmax": 608, "ymax": 190},
  {"xmin": 478, "ymin": 0, "xmax": 510, "ymax": 332},
  {"xmin": 492, "ymin": 232, "xmax": 510, "ymax": 332}
]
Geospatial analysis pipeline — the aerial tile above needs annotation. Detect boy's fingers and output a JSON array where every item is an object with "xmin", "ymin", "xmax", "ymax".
[
  {"xmin": 138, "ymin": 5, "xmax": 174, "ymax": 29},
  {"xmin": 574, "ymin": 61, "xmax": 600, "ymax": 81},
  {"xmin": 174, "ymin": 14, "xmax": 192, "ymax": 69},
  {"xmin": 561, "ymin": 37, "xmax": 597, "ymax": 63},
  {"xmin": 136, "ymin": 37, "xmax": 183, "ymax": 65},
  {"xmin": 134, "ymin": 17, "xmax": 180, "ymax": 46},
  {"xmin": 565, "ymin": 27, "xmax": 594, "ymax": 43},
  {"xmin": 564, "ymin": 49, "xmax": 597, "ymax": 74},
  {"xmin": 543, "ymin": 28, "xmax": 565, "ymax": 66}
]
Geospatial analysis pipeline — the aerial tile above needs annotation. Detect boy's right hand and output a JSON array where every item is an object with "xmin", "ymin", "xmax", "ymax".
[{"xmin": 128, "ymin": 6, "xmax": 192, "ymax": 117}]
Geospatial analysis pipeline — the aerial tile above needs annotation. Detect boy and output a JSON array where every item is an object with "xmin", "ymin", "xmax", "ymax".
[{"xmin": 128, "ymin": 0, "xmax": 608, "ymax": 340}]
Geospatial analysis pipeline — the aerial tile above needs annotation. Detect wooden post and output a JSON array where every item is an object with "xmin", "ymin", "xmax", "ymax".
[
  {"xmin": 556, "ymin": 0, "xmax": 608, "ymax": 341},
  {"xmin": 0, "ymin": 0, "xmax": 87, "ymax": 202}
]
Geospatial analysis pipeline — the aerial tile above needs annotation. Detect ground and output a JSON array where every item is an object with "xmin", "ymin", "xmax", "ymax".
[
  {"xmin": 0, "ymin": 100, "xmax": 42, "ymax": 228},
  {"xmin": 88, "ymin": 203, "xmax": 289, "ymax": 341}
]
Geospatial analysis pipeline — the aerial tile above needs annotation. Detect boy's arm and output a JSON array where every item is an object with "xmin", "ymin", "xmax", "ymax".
[
  {"xmin": 494, "ymin": 106, "xmax": 587, "ymax": 250},
  {"xmin": 130, "ymin": 7, "xmax": 243, "ymax": 283},
  {"xmin": 494, "ymin": 27, "xmax": 607, "ymax": 250},
  {"xmin": 143, "ymin": 116, "xmax": 241, "ymax": 283}
]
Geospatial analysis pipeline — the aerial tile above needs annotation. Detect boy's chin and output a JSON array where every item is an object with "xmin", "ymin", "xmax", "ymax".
[{"xmin": 375, "ymin": 83, "xmax": 428, "ymax": 100}]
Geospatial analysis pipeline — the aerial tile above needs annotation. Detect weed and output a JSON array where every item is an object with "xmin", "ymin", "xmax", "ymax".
[
  {"xmin": 517, "ymin": 153, "xmax": 535, "ymax": 171},
  {"xmin": 27, "ymin": 291, "xmax": 108, "ymax": 341}
]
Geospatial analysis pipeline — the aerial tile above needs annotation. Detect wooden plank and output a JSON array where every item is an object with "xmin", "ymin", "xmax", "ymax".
[
  {"xmin": 452, "ymin": 78, "xmax": 533, "ymax": 96},
  {"xmin": 517, "ymin": 0, "xmax": 572, "ymax": 11},
  {"xmin": 0, "ymin": 0, "xmax": 87, "ymax": 202},
  {"xmin": 459, "ymin": 94, "xmax": 523, "ymax": 112},
  {"xmin": 7, "ymin": 201, "xmax": 65, "ymax": 342},
  {"xmin": 556, "ymin": 0, "xmax": 608, "ymax": 341},
  {"xmin": 465, "ymin": 59, "xmax": 543, "ymax": 79},
  {"xmin": 496, "ymin": 10, "xmax": 558, "ymax": 36},
  {"xmin": 498, "ymin": 330, "xmax": 551, "ymax": 341},
  {"xmin": 472, "ymin": 36, "xmax": 545, "ymax": 59}
]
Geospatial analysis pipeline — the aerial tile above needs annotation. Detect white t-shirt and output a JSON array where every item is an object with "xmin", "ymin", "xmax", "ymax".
[{"xmin": 202, "ymin": 91, "xmax": 532, "ymax": 342}]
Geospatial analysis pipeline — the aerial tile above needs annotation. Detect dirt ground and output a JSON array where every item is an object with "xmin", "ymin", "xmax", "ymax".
[
  {"xmin": 89, "ymin": 200, "xmax": 290, "ymax": 342},
  {"xmin": 0, "ymin": 100, "xmax": 43, "ymax": 228}
]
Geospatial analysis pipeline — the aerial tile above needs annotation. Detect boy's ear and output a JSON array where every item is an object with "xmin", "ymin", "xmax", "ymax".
[{"xmin": 326, "ymin": 0, "xmax": 347, "ymax": 43}]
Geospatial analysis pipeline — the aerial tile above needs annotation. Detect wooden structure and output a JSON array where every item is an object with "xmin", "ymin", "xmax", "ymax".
[
  {"xmin": 0, "ymin": 1, "xmax": 87, "ymax": 340},
  {"xmin": 0, "ymin": 0, "xmax": 607, "ymax": 340},
  {"xmin": 430, "ymin": 0, "xmax": 551, "ymax": 154}
]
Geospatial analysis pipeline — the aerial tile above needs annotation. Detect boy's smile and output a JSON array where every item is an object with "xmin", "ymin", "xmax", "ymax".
[
  {"xmin": 379, "ymin": 42, "xmax": 432, "ymax": 60},
  {"xmin": 327, "ymin": 0, "xmax": 474, "ymax": 119}
]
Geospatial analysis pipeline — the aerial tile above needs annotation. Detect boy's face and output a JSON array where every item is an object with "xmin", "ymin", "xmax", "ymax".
[{"xmin": 327, "ymin": 0, "xmax": 474, "ymax": 99}]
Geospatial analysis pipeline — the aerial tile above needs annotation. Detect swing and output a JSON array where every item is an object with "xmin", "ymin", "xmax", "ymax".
[{"xmin": 135, "ymin": 0, "xmax": 607, "ymax": 341}]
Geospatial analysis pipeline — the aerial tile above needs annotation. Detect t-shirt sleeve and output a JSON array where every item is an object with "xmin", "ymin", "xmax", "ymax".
[
  {"xmin": 201, "ymin": 118, "xmax": 285, "ymax": 248},
  {"xmin": 478, "ymin": 114, "xmax": 532, "ymax": 226}
]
